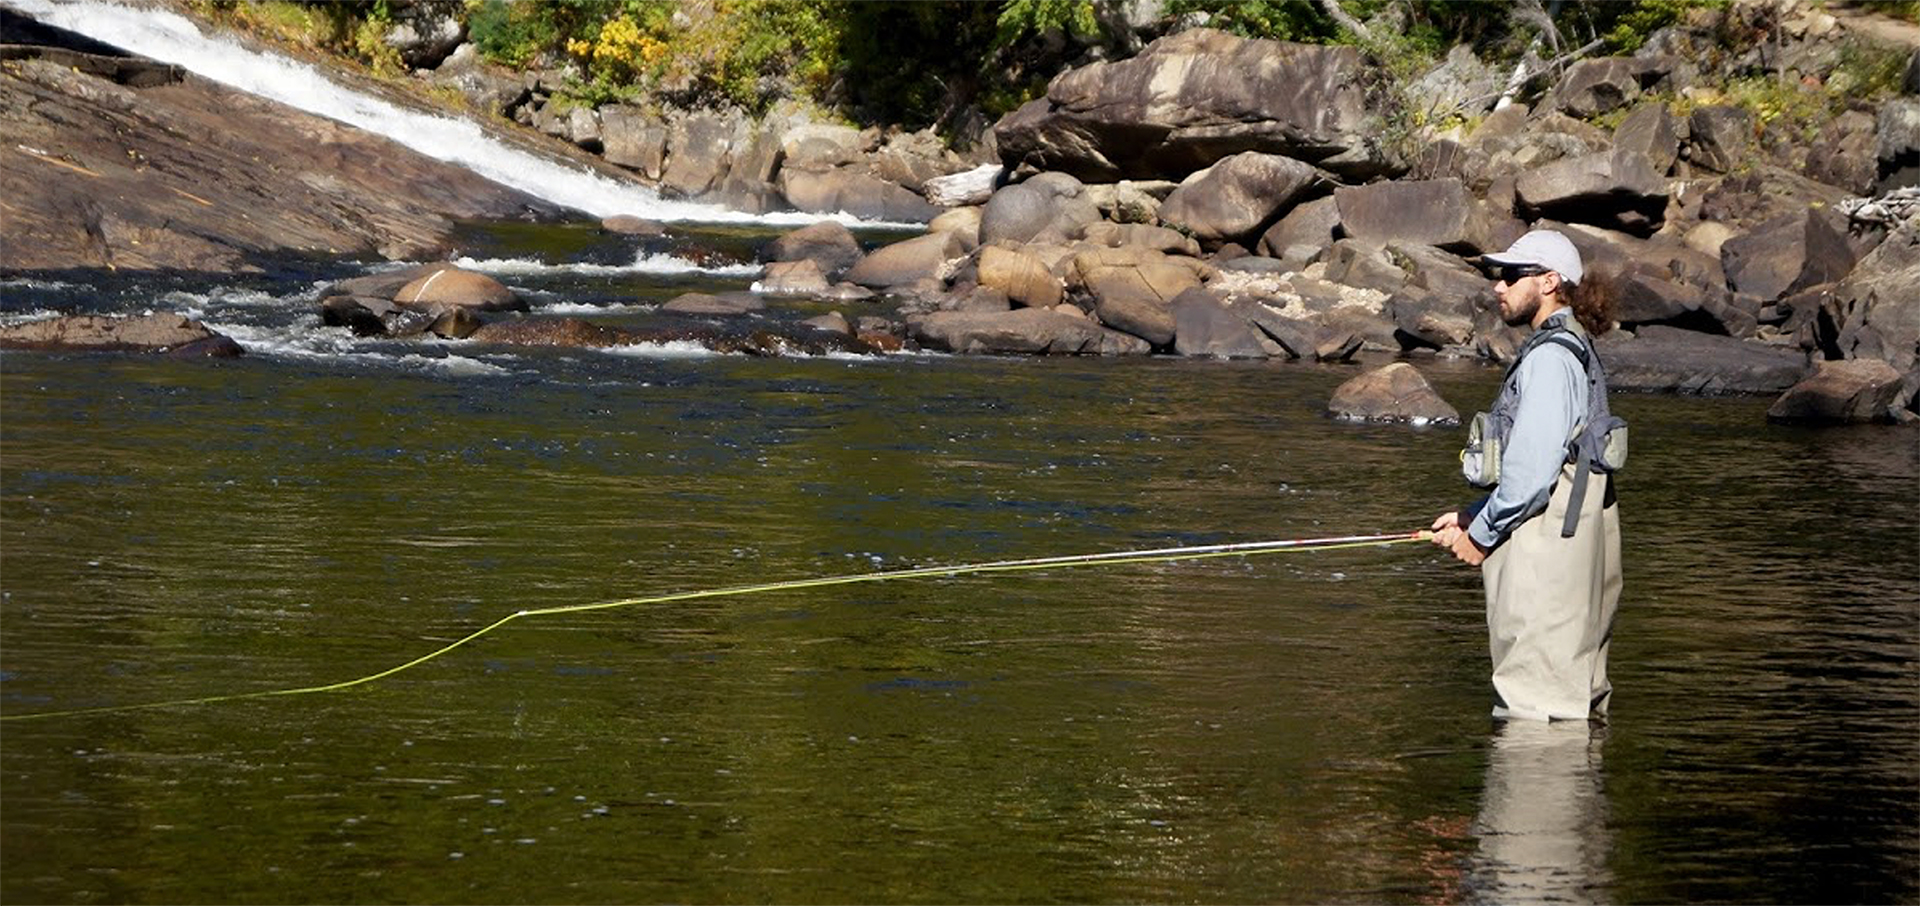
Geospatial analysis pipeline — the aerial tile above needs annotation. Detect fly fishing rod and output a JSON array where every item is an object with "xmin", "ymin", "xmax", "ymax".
[{"xmin": 0, "ymin": 530, "xmax": 1433, "ymax": 722}]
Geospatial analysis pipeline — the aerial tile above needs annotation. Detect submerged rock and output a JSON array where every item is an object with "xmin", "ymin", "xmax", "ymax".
[
  {"xmin": 1327, "ymin": 363, "xmax": 1459, "ymax": 424},
  {"xmin": 0, "ymin": 313, "xmax": 243, "ymax": 357}
]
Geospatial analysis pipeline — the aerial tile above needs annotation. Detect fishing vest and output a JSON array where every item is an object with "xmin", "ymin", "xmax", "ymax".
[{"xmin": 1460, "ymin": 314, "xmax": 1628, "ymax": 538}]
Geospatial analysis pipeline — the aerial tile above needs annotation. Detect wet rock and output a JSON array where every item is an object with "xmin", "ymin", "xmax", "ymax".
[
  {"xmin": 819, "ymin": 282, "xmax": 878, "ymax": 303},
  {"xmin": 763, "ymin": 221, "xmax": 863, "ymax": 276},
  {"xmin": 601, "ymin": 215, "xmax": 665, "ymax": 236},
  {"xmin": 1327, "ymin": 363, "xmax": 1459, "ymax": 424},
  {"xmin": 395, "ymin": 267, "xmax": 524, "ymax": 312},
  {"xmin": 907, "ymin": 308, "xmax": 1151, "ymax": 356},
  {"xmin": 802, "ymin": 311, "xmax": 853, "ymax": 337},
  {"xmin": 844, "ymin": 232, "xmax": 967, "ymax": 290},
  {"xmin": 1, "ymin": 59, "xmax": 554, "ymax": 271},
  {"xmin": 1766, "ymin": 358, "xmax": 1907, "ymax": 423},
  {"xmin": 754, "ymin": 259, "xmax": 831, "ymax": 296},
  {"xmin": 0, "ymin": 313, "xmax": 243, "ymax": 356},
  {"xmin": 1157, "ymin": 152, "xmax": 1323, "ymax": 245},
  {"xmin": 661, "ymin": 292, "xmax": 765, "ymax": 316},
  {"xmin": 1170, "ymin": 287, "xmax": 1268, "ymax": 359},
  {"xmin": 468, "ymin": 317, "xmax": 636, "ymax": 347},
  {"xmin": 1599, "ymin": 325, "xmax": 1809, "ymax": 394}
]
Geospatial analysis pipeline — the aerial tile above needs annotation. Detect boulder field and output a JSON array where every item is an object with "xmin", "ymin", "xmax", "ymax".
[{"xmin": 4, "ymin": 4, "xmax": 1917, "ymax": 424}]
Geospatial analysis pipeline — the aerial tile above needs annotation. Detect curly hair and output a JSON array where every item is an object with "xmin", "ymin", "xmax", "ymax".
[{"xmin": 1565, "ymin": 271, "xmax": 1616, "ymax": 337}]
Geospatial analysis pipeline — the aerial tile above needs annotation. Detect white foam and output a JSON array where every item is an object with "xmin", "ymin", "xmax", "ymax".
[
  {"xmin": 394, "ymin": 353, "xmax": 511, "ymax": 377},
  {"xmin": 3, "ymin": 0, "xmax": 904, "ymax": 227},
  {"xmin": 0, "ymin": 278, "xmax": 79, "ymax": 292},
  {"xmin": 602, "ymin": 341, "xmax": 734, "ymax": 360},
  {"xmin": 543, "ymin": 301, "xmax": 657, "ymax": 315},
  {"xmin": 451, "ymin": 253, "xmax": 761, "ymax": 278}
]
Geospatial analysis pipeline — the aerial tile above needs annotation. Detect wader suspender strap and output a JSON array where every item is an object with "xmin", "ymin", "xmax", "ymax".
[{"xmin": 1542, "ymin": 331, "xmax": 1596, "ymax": 539}]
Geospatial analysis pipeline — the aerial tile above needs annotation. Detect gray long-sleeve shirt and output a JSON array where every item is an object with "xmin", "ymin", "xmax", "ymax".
[{"xmin": 1466, "ymin": 312, "xmax": 1589, "ymax": 549}]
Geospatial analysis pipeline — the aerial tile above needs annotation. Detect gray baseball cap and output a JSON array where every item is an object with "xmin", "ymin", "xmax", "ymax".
[{"xmin": 1481, "ymin": 230, "xmax": 1583, "ymax": 285}]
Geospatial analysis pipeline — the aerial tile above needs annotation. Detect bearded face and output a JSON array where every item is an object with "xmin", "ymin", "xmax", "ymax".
[{"xmin": 1495, "ymin": 272, "xmax": 1554, "ymax": 328}]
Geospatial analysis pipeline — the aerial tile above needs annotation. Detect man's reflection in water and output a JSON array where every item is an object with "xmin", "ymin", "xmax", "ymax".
[{"xmin": 1465, "ymin": 720, "xmax": 1613, "ymax": 905}]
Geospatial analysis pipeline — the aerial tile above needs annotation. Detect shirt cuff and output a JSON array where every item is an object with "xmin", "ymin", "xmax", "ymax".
[{"xmin": 1467, "ymin": 512, "xmax": 1501, "ymax": 550}]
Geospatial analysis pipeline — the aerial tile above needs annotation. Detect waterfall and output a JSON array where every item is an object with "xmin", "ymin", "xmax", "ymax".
[{"xmin": 4, "ymin": 0, "xmax": 842, "ymax": 225}]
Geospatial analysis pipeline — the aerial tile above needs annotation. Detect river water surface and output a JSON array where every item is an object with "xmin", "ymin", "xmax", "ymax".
[{"xmin": 2, "ymin": 223, "xmax": 1915, "ymax": 904}]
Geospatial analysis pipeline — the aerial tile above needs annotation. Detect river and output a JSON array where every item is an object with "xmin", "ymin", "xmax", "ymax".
[{"xmin": 1, "ymin": 220, "xmax": 1915, "ymax": 904}]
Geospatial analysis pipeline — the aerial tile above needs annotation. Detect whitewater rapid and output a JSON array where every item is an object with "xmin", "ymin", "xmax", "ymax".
[{"xmin": 4, "ymin": 0, "xmax": 873, "ymax": 226}]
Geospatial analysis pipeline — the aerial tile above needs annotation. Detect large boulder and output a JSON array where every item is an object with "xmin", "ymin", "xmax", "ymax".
[
  {"xmin": 1257, "ymin": 196, "xmax": 1343, "ymax": 258},
  {"xmin": 976, "ymin": 246, "xmax": 1064, "ymax": 308},
  {"xmin": 1081, "ymin": 222, "xmax": 1202, "ymax": 257},
  {"xmin": 978, "ymin": 172, "xmax": 1103, "ymax": 245},
  {"xmin": 993, "ymin": 28, "xmax": 1385, "ymax": 182},
  {"xmin": 469, "ymin": 317, "xmax": 636, "ymax": 348},
  {"xmin": 598, "ymin": 105, "xmax": 668, "ymax": 178},
  {"xmin": 1156, "ymin": 152, "xmax": 1323, "ymax": 244},
  {"xmin": 908, "ymin": 308, "xmax": 1151, "ymax": 355},
  {"xmin": 781, "ymin": 123, "xmax": 865, "ymax": 171},
  {"xmin": 0, "ymin": 313, "xmax": 242, "ymax": 357},
  {"xmin": 1327, "ymin": 363, "xmax": 1459, "ymax": 424},
  {"xmin": 1817, "ymin": 224, "xmax": 1920, "ymax": 371},
  {"xmin": 1598, "ymin": 325, "xmax": 1809, "ymax": 394},
  {"xmin": 1611, "ymin": 103, "xmax": 1681, "ymax": 176},
  {"xmin": 1878, "ymin": 98, "xmax": 1920, "ymax": 190},
  {"xmin": 1687, "ymin": 105, "xmax": 1753, "ymax": 174},
  {"xmin": 1766, "ymin": 359, "xmax": 1908, "ymax": 424},
  {"xmin": 779, "ymin": 168, "xmax": 941, "ymax": 222},
  {"xmin": 660, "ymin": 110, "xmax": 737, "ymax": 198},
  {"xmin": 1170, "ymin": 287, "xmax": 1268, "ymax": 358},
  {"xmin": 395, "ymin": 267, "xmax": 524, "ymax": 312},
  {"xmin": 763, "ymin": 221, "xmax": 864, "ymax": 276},
  {"xmin": 1805, "ymin": 110, "xmax": 1880, "ymax": 196},
  {"xmin": 1549, "ymin": 57, "xmax": 1653, "ymax": 118},
  {"xmin": 1515, "ymin": 149, "xmax": 1669, "ymax": 233},
  {"xmin": 1072, "ymin": 246, "xmax": 1207, "ymax": 346},
  {"xmin": 1336, "ymin": 178, "xmax": 1493, "ymax": 253},
  {"xmin": 844, "ymin": 232, "xmax": 966, "ymax": 289},
  {"xmin": 1720, "ymin": 208, "xmax": 1855, "ymax": 303}
]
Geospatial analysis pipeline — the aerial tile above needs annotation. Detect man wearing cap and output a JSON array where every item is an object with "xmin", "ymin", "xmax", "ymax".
[{"xmin": 1429, "ymin": 230, "xmax": 1624, "ymax": 722}]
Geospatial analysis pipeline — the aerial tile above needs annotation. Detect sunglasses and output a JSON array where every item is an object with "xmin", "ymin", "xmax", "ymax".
[{"xmin": 1493, "ymin": 264, "xmax": 1549, "ymax": 284}]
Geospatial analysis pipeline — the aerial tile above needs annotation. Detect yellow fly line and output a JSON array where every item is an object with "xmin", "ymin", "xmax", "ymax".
[{"xmin": 0, "ymin": 531, "xmax": 1432, "ymax": 722}]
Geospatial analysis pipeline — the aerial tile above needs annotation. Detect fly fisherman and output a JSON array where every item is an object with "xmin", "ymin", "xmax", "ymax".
[{"xmin": 1430, "ymin": 230, "xmax": 1626, "ymax": 722}]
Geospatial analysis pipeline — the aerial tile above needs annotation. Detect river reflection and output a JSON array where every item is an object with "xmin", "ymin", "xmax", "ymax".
[{"xmin": 1467, "ymin": 720, "xmax": 1612, "ymax": 905}]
